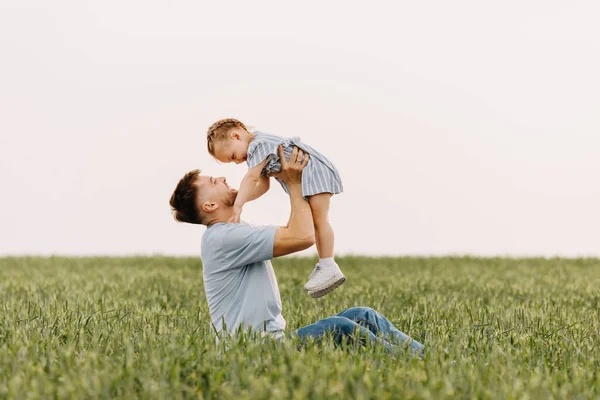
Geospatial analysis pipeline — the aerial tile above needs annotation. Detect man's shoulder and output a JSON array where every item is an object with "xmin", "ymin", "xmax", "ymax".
[
  {"xmin": 202, "ymin": 222, "xmax": 277, "ymax": 268},
  {"xmin": 202, "ymin": 223, "xmax": 236, "ymax": 245},
  {"xmin": 203, "ymin": 222, "xmax": 275, "ymax": 242}
]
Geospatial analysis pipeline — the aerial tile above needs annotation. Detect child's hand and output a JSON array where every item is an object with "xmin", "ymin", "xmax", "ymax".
[{"xmin": 228, "ymin": 206, "xmax": 243, "ymax": 223}]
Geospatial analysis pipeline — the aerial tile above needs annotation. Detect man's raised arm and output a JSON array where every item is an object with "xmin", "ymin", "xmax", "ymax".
[{"xmin": 273, "ymin": 145, "xmax": 315, "ymax": 257}]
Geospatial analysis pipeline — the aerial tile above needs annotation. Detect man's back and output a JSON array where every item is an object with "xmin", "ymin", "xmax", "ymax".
[{"xmin": 201, "ymin": 222, "xmax": 286, "ymax": 337}]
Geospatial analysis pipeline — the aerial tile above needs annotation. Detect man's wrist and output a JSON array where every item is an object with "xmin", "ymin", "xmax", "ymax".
[{"xmin": 287, "ymin": 183, "xmax": 303, "ymax": 198}]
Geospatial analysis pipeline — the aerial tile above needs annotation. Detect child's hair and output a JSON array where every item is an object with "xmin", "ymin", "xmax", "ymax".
[{"xmin": 206, "ymin": 118, "xmax": 250, "ymax": 157}]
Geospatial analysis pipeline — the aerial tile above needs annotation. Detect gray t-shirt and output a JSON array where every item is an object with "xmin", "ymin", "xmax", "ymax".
[{"xmin": 200, "ymin": 222, "xmax": 285, "ymax": 338}]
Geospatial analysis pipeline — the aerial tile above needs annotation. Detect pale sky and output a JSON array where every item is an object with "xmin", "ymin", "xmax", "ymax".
[{"xmin": 1, "ymin": 0, "xmax": 598, "ymax": 257}]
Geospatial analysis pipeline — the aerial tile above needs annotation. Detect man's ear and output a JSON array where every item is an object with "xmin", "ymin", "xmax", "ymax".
[{"xmin": 201, "ymin": 200, "xmax": 218, "ymax": 213}]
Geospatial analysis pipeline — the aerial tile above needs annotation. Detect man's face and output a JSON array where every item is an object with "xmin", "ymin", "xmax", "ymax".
[{"xmin": 195, "ymin": 175, "xmax": 238, "ymax": 210}]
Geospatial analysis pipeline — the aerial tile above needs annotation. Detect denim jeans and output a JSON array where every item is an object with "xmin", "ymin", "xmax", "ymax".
[{"xmin": 292, "ymin": 307, "xmax": 424, "ymax": 356}]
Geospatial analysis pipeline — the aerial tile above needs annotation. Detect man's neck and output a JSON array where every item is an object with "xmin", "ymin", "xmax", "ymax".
[{"xmin": 206, "ymin": 210, "xmax": 233, "ymax": 226}]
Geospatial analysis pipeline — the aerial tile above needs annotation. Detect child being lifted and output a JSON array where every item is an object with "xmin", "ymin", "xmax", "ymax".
[{"xmin": 206, "ymin": 118, "xmax": 346, "ymax": 298}]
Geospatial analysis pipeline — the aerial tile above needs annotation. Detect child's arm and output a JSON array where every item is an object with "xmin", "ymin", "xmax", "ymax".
[
  {"xmin": 228, "ymin": 159, "xmax": 269, "ymax": 223},
  {"xmin": 246, "ymin": 175, "xmax": 270, "ymax": 202}
]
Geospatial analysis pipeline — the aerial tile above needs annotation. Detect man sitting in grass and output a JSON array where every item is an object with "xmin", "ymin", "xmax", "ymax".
[{"xmin": 169, "ymin": 145, "xmax": 424, "ymax": 356}]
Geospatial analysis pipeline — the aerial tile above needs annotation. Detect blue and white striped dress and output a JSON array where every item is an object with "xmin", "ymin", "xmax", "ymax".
[{"xmin": 247, "ymin": 132, "xmax": 343, "ymax": 199}]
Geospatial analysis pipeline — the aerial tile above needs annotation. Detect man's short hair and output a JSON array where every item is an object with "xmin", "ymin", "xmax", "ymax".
[{"xmin": 169, "ymin": 169, "xmax": 203, "ymax": 225}]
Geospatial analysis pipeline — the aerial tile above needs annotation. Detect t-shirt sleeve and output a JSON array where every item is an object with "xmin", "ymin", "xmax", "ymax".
[
  {"xmin": 220, "ymin": 224, "xmax": 277, "ymax": 268},
  {"xmin": 247, "ymin": 137, "xmax": 280, "ymax": 169}
]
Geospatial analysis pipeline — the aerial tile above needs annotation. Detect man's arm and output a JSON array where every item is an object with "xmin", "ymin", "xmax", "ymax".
[{"xmin": 273, "ymin": 145, "xmax": 315, "ymax": 257}]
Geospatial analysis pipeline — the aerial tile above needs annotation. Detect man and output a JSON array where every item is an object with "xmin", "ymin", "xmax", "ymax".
[{"xmin": 169, "ymin": 145, "xmax": 424, "ymax": 355}]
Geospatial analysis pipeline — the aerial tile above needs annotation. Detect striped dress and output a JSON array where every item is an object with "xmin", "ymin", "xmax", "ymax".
[{"xmin": 246, "ymin": 132, "xmax": 343, "ymax": 199}]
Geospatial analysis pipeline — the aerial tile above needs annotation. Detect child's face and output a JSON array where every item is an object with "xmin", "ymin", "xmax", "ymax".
[{"xmin": 213, "ymin": 133, "xmax": 248, "ymax": 164}]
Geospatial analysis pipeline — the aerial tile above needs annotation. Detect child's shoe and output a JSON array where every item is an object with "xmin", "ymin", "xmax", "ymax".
[
  {"xmin": 304, "ymin": 263, "xmax": 346, "ymax": 298},
  {"xmin": 303, "ymin": 264, "xmax": 320, "ymax": 290}
]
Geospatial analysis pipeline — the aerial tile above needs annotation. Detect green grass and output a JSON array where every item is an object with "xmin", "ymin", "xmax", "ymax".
[{"xmin": 1, "ymin": 256, "xmax": 599, "ymax": 399}]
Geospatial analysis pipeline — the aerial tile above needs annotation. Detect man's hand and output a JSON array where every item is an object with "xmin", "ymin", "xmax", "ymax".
[
  {"xmin": 273, "ymin": 145, "xmax": 309, "ymax": 184},
  {"xmin": 228, "ymin": 206, "xmax": 243, "ymax": 223}
]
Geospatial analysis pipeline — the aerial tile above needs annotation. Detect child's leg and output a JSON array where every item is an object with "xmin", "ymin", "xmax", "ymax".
[
  {"xmin": 308, "ymin": 193, "xmax": 334, "ymax": 259},
  {"xmin": 305, "ymin": 193, "xmax": 345, "ymax": 297},
  {"xmin": 304, "ymin": 193, "xmax": 346, "ymax": 298}
]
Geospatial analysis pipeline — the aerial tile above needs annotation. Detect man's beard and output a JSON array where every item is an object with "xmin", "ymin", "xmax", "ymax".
[{"xmin": 223, "ymin": 190, "xmax": 238, "ymax": 207}]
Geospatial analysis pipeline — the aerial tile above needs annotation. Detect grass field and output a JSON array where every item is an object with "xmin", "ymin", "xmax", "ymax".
[{"xmin": 1, "ymin": 256, "xmax": 599, "ymax": 399}]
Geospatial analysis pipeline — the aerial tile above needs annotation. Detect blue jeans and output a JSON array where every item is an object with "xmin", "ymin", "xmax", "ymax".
[{"xmin": 292, "ymin": 307, "xmax": 424, "ymax": 356}]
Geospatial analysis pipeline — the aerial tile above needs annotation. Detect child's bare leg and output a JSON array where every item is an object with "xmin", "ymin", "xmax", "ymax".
[
  {"xmin": 308, "ymin": 193, "xmax": 334, "ymax": 258},
  {"xmin": 305, "ymin": 193, "xmax": 345, "ymax": 298}
]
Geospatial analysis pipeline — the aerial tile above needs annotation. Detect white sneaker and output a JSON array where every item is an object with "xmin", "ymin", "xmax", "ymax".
[
  {"xmin": 303, "ymin": 263, "xmax": 320, "ymax": 290},
  {"xmin": 304, "ymin": 264, "xmax": 346, "ymax": 298}
]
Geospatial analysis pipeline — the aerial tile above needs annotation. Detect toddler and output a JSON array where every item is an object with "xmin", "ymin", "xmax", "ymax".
[{"xmin": 206, "ymin": 118, "xmax": 345, "ymax": 298}]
